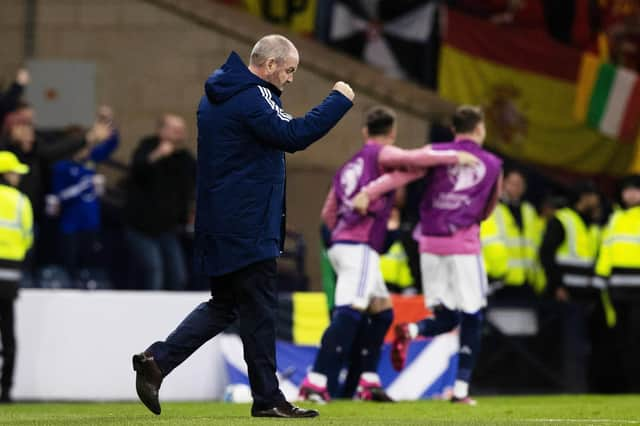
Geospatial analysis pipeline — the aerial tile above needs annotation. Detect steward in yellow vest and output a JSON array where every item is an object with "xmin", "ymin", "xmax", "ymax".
[
  {"xmin": 539, "ymin": 184, "xmax": 602, "ymax": 302},
  {"xmin": 594, "ymin": 175, "xmax": 640, "ymax": 391},
  {"xmin": 595, "ymin": 176, "xmax": 640, "ymax": 295},
  {"xmin": 380, "ymin": 240, "xmax": 414, "ymax": 293},
  {"xmin": 481, "ymin": 169, "xmax": 540, "ymax": 299},
  {"xmin": 0, "ymin": 151, "xmax": 33, "ymax": 403}
]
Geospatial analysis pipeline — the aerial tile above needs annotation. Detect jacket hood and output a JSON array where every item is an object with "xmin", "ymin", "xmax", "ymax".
[{"xmin": 204, "ymin": 51, "xmax": 281, "ymax": 103}]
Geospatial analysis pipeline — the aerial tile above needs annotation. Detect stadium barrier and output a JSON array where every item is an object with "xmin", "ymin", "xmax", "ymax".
[
  {"xmin": 11, "ymin": 290, "xmax": 458, "ymax": 401},
  {"xmin": 13, "ymin": 289, "xmax": 226, "ymax": 401}
]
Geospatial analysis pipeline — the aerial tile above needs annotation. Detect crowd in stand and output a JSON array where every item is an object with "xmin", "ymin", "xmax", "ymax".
[{"xmin": 0, "ymin": 68, "xmax": 198, "ymax": 291}]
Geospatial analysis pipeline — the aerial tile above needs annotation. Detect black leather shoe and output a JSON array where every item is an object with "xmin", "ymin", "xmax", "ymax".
[
  {"xmin": 132, "ymin": 352, "xmax": 163, "ymax": 415},
  {"xmin": 252, "ymin": 401, "xmax": 319, "ymax": 418}
]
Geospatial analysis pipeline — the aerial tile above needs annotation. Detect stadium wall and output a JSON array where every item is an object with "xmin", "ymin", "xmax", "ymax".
[
  {"xmin": 0, "ymin": 0, "xmax": 451, "ymax": 290},
  {"xmin": 13, "ymin": 289, "xmax": 227, "ymax": 401}
]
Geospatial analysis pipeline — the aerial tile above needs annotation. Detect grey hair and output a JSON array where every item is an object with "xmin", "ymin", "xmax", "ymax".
[{"xmin": 249, "ymin": 34, "xmax": 297, "ymax": 66}]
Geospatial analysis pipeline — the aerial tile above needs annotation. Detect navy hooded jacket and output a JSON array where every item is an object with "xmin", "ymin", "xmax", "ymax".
[{"xmin": 195, "ymin": 52, "xmax": 353, "ymax": 277}]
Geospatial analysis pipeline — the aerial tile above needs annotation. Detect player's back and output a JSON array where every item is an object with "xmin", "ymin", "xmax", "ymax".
[
  {"xmin": 420, "ymin": 139, "xmax": 502, "ymax": 237},
  {"xmin": 331, "ymin": 141, "xmax": 395, "ymax": 253}
]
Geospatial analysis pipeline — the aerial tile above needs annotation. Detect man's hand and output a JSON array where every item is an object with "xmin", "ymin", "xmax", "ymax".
[
  {"xmin": 16, "ymin": 68, "xmax": 30, "ymax": 86},
  {"xmin": 149, "ymin": 140, "xmax": 175, "ymax": 163},
  {"xmin": 86, "ymin": 122, "xmax": 112, "ymax": 145},
  {"xmin": 333, "ymin": 81, "xmax": 355, "ymax": 101},
  {"xmin": 352, "ymin": 190, "xmax": 370, "ymax": 215},
  {"xmin": 457, "ymin": 151, "xmax": 480, "ymax": 166}
]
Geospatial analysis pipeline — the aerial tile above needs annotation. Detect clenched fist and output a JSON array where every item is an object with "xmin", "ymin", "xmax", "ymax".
[{"xmin": 333, "ymin": 81, "xmax": 355, "ymax": 101}]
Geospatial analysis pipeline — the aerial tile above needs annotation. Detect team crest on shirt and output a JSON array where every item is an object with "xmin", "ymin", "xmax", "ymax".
[
  {"xmin": 447, "ymin": 161, "xmax": 486, "ymax": 192},
  {"xmin": 340, "ymin": 157, "xmax": 364, "ymax": 198}
]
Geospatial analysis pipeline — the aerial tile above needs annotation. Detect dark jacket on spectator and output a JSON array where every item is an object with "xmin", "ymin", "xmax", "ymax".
[
  {"xmin": 0, "ymin": 82, "xmax": 25, "ymax": 127},
  {"xmin": 194, "ymin": 51, "xmax": 352, "ymax": 277},
  {"xmin": 124, "ymin": 136, "xmax": 196, "ymax": 236},
  {"xmin": 0, "ymin": 134, "xmax": 86, "ymax": 219}
]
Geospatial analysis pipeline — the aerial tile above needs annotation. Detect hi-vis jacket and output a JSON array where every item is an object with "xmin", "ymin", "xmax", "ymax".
[
  {"xmin": 0, "ymin": 183, "xmax": 33, "ymax": 290},
  {"xmin": 595, "ymin": 206, "xmax": 640, "ymax": 288},
  {"xmin": 554, "ymin": 207, "xmax": 601, "ymax": 289},
  {"xmin": 480, "ymin": 201, "xmax": 540, "ymax": 287}
]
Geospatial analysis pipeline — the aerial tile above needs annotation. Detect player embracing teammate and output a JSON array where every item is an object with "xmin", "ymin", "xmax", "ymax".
[
  {"xmin": 299, "ymin": 106, "xmax": 480, "ymax": 402},
  {"xmin": 353, "ymin": 105, "xmax": 503, "ymax": 404}
]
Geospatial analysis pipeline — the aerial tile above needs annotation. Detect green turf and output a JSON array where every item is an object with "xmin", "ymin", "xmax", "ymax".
[{"xmin": 1, "ymin": 396, "xmax": 639, "ymax": 425}]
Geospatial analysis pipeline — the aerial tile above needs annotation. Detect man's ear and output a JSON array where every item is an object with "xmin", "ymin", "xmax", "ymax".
[
  {"xmin": 361, "ymin": 127, "xmax": 369, "ymax": 140},
  {"xmin": 266, "ymin": 58, "xmax": 276, "ymax": 73}
]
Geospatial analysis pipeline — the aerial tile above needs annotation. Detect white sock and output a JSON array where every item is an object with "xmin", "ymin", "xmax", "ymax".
[
  {"xmin": 408, "ymin": 322, "xmax": 419, "ymax": 339},
  {"xmin": 307, "ymin": 371, "xmax": 327, "ymax": 388},
  {"xmin": 453, "ymin": 380, "xmax": 469, "ymax": 399},
  {"xmin": 360, "ymin": 371, "xmax": 381, "ymax": 385}
]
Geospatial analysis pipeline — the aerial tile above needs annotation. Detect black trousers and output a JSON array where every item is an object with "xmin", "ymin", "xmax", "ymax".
[
  {"xmin": 0, "ymin": 298, "xmax": 15, "ymax": 393},
  {"xmin": 148, "ymin": 259, "xmax": 285, "ymax": 410}
]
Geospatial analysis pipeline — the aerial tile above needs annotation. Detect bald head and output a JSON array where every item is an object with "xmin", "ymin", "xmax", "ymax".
[
  {"xmin": 248, "ymin": 35, "xmax": 299, "ymax": 91},
  {"xmin": 250, "ymin": 35, "xmax": 297, "ymax": 67}
]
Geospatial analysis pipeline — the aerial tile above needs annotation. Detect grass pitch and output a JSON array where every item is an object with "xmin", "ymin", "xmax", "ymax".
[{"xmin": 1, "ymin": 395, "xmax": 639, "ymax": 425}]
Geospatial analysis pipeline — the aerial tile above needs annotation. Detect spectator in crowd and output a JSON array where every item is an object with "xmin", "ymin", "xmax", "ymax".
[
  {"xmin": 539, "ymin": 182, "xmax": 605, "ymax": 391},
  {"xmin": 539, "ymin": 182, "xmax": 602, "ymax": 302},
  {"xmin": 0, "ymin": 151, "xmax": 33, "ymax": 403},
  {"xmin": 124, "ymin": 114, "xmax": 195, "ymax": 291},
  {"xmin": 595, "ymin": 175, "xmax": 640, "ymax": 391},
  {"xmin": 0, "ymin": 68, "xmax": 29, "ymax": 128},
  {"xmin": 481, "ymin": 168, "xmax": 542, "ymax": 301},
  {"xmin": 49, "ymin": 106, "xmax": 119, "ymax": 287},
  {"xmin": 0, "ymin": 103, "xmax": 105, "ymax": 223},
  {"xmin": 0, "ymin": 104, "xmax": 111, "ymax": 276},
  {"xmin": 379, "ymin": 191, "xmax": 416, "ymax": 295}
]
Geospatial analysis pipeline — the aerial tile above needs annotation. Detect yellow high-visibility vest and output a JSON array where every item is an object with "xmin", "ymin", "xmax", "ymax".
[
  {"xmin": 380, "ymin": 241, "xmax": 413, "ymax": 288},
  {"xmin": 554, "ymin": 207, "xmax": 600, "ymax": 289},
  {"xmin": 0, "ymin": 184, "xmax": 33, "ymax": 264},
  {"xmin": 595, "ymin": 206, "xmax": 640, "ymax": 288},
  {"xmin": 480, "ymin": 201, "xmax": 539, "ymax": 286}
]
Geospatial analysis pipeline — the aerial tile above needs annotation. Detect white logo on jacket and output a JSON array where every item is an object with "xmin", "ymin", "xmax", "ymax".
[
  {"xmin": 448, "ymin": 162, "xmax": 486, "ymax": 192},
  {"xmin": 433, "ymin": 162, "xmax": 486, "ymax": 210},
  {"xmin": 340, "ymin": 157, "xmax": 364, "ymax": 198}
]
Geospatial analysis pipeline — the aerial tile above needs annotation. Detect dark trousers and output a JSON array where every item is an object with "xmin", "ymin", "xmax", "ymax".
[
  {"xmin": 0, "ymin": 298, "xmax": 15, "ymax": 394},
  {"xmin": 59, "ymin": 231, "xmax": 99, "ymax": 285},
  {"xmin": 147, "ymin": 259, "xmax": 285, "ymax": 410}
]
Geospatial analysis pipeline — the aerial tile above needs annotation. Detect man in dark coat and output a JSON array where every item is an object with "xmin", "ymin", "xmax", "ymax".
[{"xmin": 133, "ymin": 34, "xmax": 354, "ymax": 418}]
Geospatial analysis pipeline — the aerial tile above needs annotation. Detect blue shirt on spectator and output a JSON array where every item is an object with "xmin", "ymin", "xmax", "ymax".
[{"xmin": 51, "ymin": 131, "xmax": 119, "ymax": 234}]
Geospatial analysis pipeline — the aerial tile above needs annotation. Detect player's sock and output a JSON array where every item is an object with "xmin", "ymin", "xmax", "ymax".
[
  {"xmin": 359, "ymin": 309, "xmax": 394, "ymax": 372},
  {"xmin": 456, "ymin": 310, "xmax": 483, "ymax": 394},
  {"xmin": 453, "ymin": 379, "xmax": 469, "ymax": 399},
  {"xmin": 416, "ymin": 306, "xmax": 460, "ymax": 337},
  {"xmin": 340, "ymin": 315, "xmax": 369, "ymax": 398},
  {"xmin": 312, "ymin": 306, "xmax": 362, "ymax": 394}
]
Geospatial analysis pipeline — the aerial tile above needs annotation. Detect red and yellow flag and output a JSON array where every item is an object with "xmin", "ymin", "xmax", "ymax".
[{"xmin": 439, "ymin": 10, "xmax": 638, "ymax": 176}]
